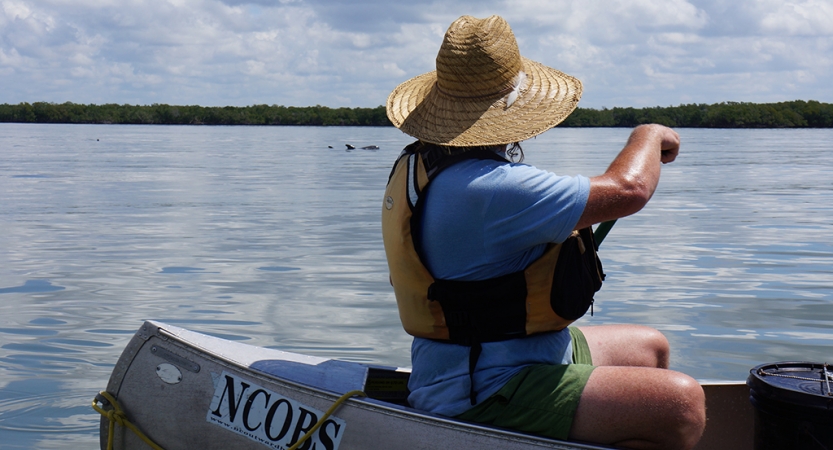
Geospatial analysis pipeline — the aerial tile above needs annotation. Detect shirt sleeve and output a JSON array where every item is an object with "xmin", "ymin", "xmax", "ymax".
[{"xmin": 480, "ymin": 163, "xmax": 590, "ymax": 258}]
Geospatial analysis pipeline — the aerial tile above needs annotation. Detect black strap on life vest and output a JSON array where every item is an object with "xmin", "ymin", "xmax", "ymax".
[
  {"xmin": 427, "ymin": 271, "xmax": 529, "ymax": 404},
  {"xmin": 387, "ymin": 140, "xmax": 507, "ymax": 189}
]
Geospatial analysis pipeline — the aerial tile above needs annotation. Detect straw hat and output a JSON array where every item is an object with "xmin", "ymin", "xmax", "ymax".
[{"xmin": 386, "ymin": 15, "xmax": 582, "ymax": 147}]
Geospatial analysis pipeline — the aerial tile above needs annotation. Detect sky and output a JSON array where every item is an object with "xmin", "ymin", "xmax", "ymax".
[{"xmin": 1, "ymin": 0, "xmax": 832, "ymax": 109}]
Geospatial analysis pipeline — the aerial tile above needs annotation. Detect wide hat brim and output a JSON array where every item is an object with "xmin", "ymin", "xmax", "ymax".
[{"xmin": 387, "ymin": 57, "xmax": 582, "ymax": 147}]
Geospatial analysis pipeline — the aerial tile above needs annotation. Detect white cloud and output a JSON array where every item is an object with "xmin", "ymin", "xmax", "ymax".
[
  {"xmin": 2, "ymin": 0, "xmax": 31, "ymax": 20},
  {"xmin": 653, "ymin": 32, "xmax": 705, "ymax": 46},
  {"xmin": 0, "ymin": 0, "xmax": 831, "ymax": 108},
  {"xmin": 761, "ymin": 0, "xmax": 833, "ymax": 35},
  {"xmin": 509, "ymin": 0, "xmax": 708, "ymax": 41}
]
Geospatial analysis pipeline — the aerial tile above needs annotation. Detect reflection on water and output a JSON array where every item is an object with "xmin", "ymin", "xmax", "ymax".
[
  {"xmin": 0, "ymin": 280, "xmax": 65, "ymax": 294},
  {"xmin": 0, "ymin": 124, "xmax": 831, "ymax": 447}
]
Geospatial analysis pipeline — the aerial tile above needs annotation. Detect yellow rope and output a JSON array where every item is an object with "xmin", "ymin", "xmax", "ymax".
[
  {"xmin": 287, "ymin": 390, "xmax": 367, "ymax": 450},
  {"xmin": 92, "ymin": 391, "xmax": 165, "ymax": 450},
  {"xmin": 92, "ymin": 388, "xmax": 365, "ymax": 450}
]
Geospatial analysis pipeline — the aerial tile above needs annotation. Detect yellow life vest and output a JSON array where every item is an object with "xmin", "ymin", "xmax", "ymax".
[{"xmin": 381, "ymin": 141, "xmax": 604, "ymax": 345}]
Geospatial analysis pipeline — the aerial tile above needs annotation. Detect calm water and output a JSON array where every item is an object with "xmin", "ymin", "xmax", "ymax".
[{"xmin": 1, "ymin": 124, "xmax": 831, "ymax": 448}]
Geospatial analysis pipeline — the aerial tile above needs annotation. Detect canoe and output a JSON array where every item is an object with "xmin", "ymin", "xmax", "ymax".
[{"xmin": 95, "ymin": 321, "xmax": 755, "ymax": 450}]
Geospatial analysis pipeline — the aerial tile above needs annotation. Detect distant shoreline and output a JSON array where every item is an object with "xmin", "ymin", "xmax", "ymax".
[{"xmin": 1, "ymin": 100, "xmax": 831, "ymax": 128}]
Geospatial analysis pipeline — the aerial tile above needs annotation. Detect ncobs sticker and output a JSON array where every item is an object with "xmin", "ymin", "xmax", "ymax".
[{"xmin": 207, "ymin": 371, "xmax": 346, "ymax": 450}]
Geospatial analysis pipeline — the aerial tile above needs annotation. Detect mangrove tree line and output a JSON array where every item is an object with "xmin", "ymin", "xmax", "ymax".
[{"xmin": 1, "ymin": 100, "xmax": 831, "ymax": 128}]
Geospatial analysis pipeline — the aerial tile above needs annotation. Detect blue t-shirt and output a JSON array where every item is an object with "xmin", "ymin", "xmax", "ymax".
[{"xmin": 408, "ymin": 157, "xmax": 590, "ymax": 417}]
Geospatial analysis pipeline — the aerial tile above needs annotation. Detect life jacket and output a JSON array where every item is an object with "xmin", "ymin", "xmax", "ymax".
[{"xmin": 381, "ymin": 141, "xmax": 604, "ymax": 403}]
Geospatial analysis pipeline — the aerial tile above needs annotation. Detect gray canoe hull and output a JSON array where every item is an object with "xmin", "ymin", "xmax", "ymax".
[{"xmin": 99, "ymin": 321, "xmax": 754, "ymax": 450}]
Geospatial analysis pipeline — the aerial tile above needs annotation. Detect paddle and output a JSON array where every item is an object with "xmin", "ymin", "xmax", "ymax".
[{"xmin": 593, "ymin": 219, "xmax": 617, "ymax": 245}]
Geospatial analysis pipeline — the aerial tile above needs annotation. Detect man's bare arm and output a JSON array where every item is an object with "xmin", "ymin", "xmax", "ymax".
[{"xmin": 575, "ymin": 124, "xmax": 680, "ymax": 230}]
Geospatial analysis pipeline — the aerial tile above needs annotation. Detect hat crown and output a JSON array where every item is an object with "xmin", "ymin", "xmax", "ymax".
[{"xmin": 435, "ymin": 16, "xmax": 523, "ymax": 98}]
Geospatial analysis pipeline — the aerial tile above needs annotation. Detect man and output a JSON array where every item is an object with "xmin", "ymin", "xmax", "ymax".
[{"xmin": 382, "ymin": 15, "xmax": 705, "ymax": 449}]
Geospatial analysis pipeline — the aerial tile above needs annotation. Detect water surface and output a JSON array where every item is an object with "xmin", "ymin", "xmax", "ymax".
[{"xmin": 0, "ymin": 124, "xmax": 831, "ymax": 448}]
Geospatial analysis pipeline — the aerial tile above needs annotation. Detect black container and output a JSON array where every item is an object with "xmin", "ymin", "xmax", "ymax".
[{"xmin": 747, "ymin": 362, "xmax": 833, "ymax": 450}]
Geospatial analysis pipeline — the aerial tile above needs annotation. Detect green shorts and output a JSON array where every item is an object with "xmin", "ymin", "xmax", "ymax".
[{"xmin": 455, "ymin": 327, "xmax": 595, "ymax": 440}]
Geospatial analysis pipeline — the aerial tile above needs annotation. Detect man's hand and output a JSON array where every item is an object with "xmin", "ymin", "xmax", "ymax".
[{"xmin": 656, "ymin": 126, "xmax": 680, "ymax": 164}]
